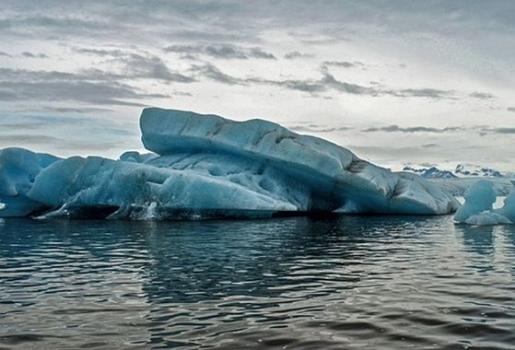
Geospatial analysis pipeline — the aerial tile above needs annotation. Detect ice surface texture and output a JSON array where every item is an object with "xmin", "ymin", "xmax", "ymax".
[
  {"xmin": 1, "ymin": 108, "xmax": 459, "ymax": 219},
  {"xmin": 0, "ymin": 148, "xmax": 59, "ymax": 217},
  {"xmin": 454, "ymin": 180, "xmax": 515, "ymax": 225}
]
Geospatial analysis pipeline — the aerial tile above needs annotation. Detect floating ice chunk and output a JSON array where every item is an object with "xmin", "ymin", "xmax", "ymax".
[
  {"xmin": 454, "ymin": 180, "xmax": 497, "ymax": 223},
  {"xmin": 464, "ymin": 211, "xmax": 512, "ymax": 225},
  {"xmin": 495, "ymin": 188, "xmax": 515, "ymax": 222},
  {"xmin": 454, "ymin": 180, "xmax": 515, "ymax": 225}
]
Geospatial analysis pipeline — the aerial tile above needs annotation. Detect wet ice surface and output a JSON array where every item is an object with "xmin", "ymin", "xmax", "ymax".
[{"xmin": 1, "ymin": 216, "xmax": 515, "ymax": 349}]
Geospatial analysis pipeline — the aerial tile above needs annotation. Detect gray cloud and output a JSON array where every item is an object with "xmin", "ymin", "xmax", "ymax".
[
  {"xmin": 166, "ymin": 30, "xmax": 253, "ymax": 43},
  {"xmin": 508, "ymin": 107, "xmax": 515, "ymax": 113},
  {"xmin": 0, "ymin": 51, "xmax": 12, "ymax": 57},
  {"xmin": 362, "ymin": 125, "xmax": 463, "ymax": 133},
  {"xmin": 164, "ymin": 44, "xmax": 276, "ymax": 60},
  {"xmin": 1, "ymin": 2, "xmax": 512, "ymax": 32},
  {"xmin": 259, "ymin": 78, "xmax": 327, "ymax": 93},
  {"xmin": 74, "ymin": 47, "xmax": 127, "ymax": 57},
  {"xmin": 322, "ymin": 60, "xmax": 365, "ymax": 69},
  {"xmin": 397, "ymin": 88, "xmax": 454, "ymax": 99},
  {"xmin": 0, "ymin": 90, "xmax": 17, "ymax": 100},
  {"xmin": 248, "ymin": 47, "xmax": 276, "ymax": 59},
  {"xmin": 320, "ymin": 72, "xmax": 376, "ymax": 95},
  {"xmin": 117, "ymin": 53, "xmax": 195, "ymax": 82},
  {"xmin": 488, "ymin": 127, "xmax": 515, "ymax": 134},
  {"xmin": 0, "ymin": 133, "xmax": 123, "ymax": 152},
  {"xmin": 189, "ymin": 63, "xmax": 244, "ymax": 85},
  {"xmin": 0, "ymin": 16, "xmax": 112, "ymax": 36},
  {"xmin": 30, "ymin": 106, "xmax": 113, "ymax": 114},
  {"xmin": 284, "ymin": 51, "xmax": 314, "ymax": 59},
  {"xmin": 362, "ymin": 124, "xmax": 515, "ymax": 136},
  {"xmin": 0, "ymin": 2, "xmax": 500, "ymax": 107},
  {"xmin": 469, "ymin": 91, "xmax": 495, "ymax": 99},
  {"xmin": 289, "ymin": 125, "xmax": 352, "ymax": 133},
  {"xmin": 0, "ymin": 114, "xmax": 127, "ymax": 129},
  {"xmin": 190, "ymin": 63, "xmax": 453, "ymax": 99},
  {"xmin": 0, "ymin": 46, "xmax": 198, "ymax": 109},
  {"xmin": 75, "ymin": 48, "xmax": 196, "ymax": 83},
  {"xmin": 21, "ymin": 51, "xmax": 48, "ymax": 58},
  {"xmin": 0, "ymin": 67, "xmax": 171, "ymax": 106},
  {"xmin": 0, "ymin": 134, "xmax": 63, "ymax": 144},
  {"xmin": 0, "ymin": 81, "xmax": 154, "ymax": 106},
  {"xmin": 0, "ymin": 114, "xmax": 136, "ymax": 147}
]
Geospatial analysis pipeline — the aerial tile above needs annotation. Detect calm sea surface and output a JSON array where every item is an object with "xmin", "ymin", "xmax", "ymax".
[{"xmin": 1, "ymin": 216, "xmax": 515, "ymax": 349}]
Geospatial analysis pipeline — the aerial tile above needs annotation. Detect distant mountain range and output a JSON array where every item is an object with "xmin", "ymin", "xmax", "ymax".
[
  {"xmin": 454, "ymin": 164, "xmax": 503, "ymax": 178},
  {"xmin": 402, "ymin": 166, "xmax": 457, "ymax": 179},
  {"xmin": 403, "ymin": 163, "xmax": 510, "ymax": 179}
]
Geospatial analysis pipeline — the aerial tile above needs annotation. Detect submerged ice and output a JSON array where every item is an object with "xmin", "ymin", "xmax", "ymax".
[{"xmin": 1, "ymin": 108, "xmax": 460, "ymax": 220}]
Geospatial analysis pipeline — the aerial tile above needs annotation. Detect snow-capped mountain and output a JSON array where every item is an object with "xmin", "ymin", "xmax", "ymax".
[
  {"xmin": 454, "ymin": 163, "xmax": 503, "ymax": 178},
  {"xmin": 402, "ymin": 166, "xmax": 457, "ymax": 179},
  {"xmin": 403, "ymin": 164, "xmax": 508, "ymax": 179}
]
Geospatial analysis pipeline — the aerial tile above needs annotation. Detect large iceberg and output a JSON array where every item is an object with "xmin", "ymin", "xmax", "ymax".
[{"xmin": 0, "ymin": 108, "xmax": 459, "ymax": 220}]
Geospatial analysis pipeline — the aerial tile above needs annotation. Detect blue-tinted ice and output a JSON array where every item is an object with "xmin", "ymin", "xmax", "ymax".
[{"xmin": 1, "ymin": 108, "xmax": 460, "ymax": 219}]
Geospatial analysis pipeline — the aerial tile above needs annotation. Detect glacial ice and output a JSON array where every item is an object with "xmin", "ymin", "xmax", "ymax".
[
  {"xmin": 140, "ymin": 108, "xmax": 458, "ymax": 215},
  {"xmin": 454, "ymin": 180, "xmax": 515, "ymax": 225},
  {"xmin": 0, "ymin": 148, "xmax": 59, "ymax": 217},
  {"xmin": 454, "ymin": 180, "xmax": 496, "ymax": 222},
  {"xmin": 119, "ymin": 151, "xmax": 157, "ymax": 163},
  {"xmin": 28, "ymin": 156, "xmax": 299, "ymax": 220},
  {"xmin": 497, "ymin": 190, "xmax": 515, "ymax": 222},
  {"xmin": 0, "ymin": 107, "xmax": 460, "ymax": 220}
]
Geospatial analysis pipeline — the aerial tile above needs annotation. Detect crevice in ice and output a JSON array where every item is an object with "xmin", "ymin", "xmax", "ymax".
[
  {"xmin": 346, "ymin": 159, "xmax": 368, "ymax": 174},
  {"xmin": 391, "ymin": 180, "xmax": 407, "ymax": 198}
]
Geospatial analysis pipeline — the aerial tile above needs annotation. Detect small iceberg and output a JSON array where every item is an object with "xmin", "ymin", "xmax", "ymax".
[{"xmin": 454, "ymin": 180, "xmax": 515, "ymax": 225}]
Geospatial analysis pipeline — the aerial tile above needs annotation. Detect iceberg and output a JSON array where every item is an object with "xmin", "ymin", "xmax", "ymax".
[
  {"xmin": 496, "ymin": 190, "xmax": 515, "ymax": 222},
  {"xmin": 0, "ymin": 108, "xmax": 459, "ymax": 220},
  {"xmin": 454, "ymin": 180, "xmax": 497, "ymax": 223},
  {"xmin": 454, "ymin": 180, "xmax": 515, "ymax": 225}
]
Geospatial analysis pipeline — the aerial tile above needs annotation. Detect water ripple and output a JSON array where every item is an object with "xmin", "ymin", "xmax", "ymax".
[{"xmin": 1, "ymin": 216, "xmax": 515, "ymax": 349}]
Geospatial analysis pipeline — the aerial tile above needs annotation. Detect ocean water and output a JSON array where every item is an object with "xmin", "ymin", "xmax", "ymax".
[{"xmin": 1, "ymin": 216, "xmax": 515, "ymax": 350}]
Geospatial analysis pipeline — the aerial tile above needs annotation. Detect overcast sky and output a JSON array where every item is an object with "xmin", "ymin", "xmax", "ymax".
[{"xmin": 1, "ymin": 0, "xmax": 514, "ymax": 170}]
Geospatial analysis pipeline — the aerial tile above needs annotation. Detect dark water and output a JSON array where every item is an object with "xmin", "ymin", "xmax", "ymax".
[{"xmin": 1, "ymin": 216, "xmax": 515, "ymax": 350}]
